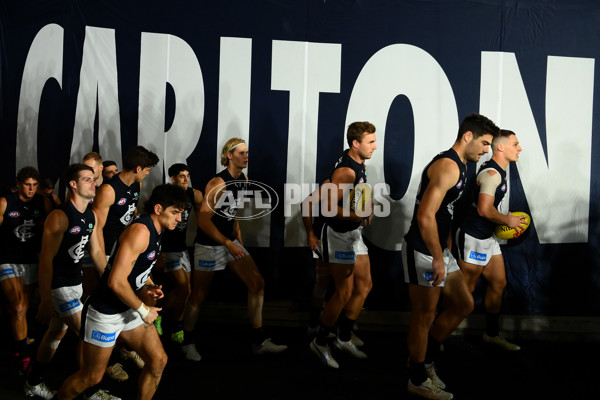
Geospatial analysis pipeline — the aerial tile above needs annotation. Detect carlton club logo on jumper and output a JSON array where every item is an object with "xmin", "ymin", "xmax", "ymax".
[{"xmin": 208, "ymin": 180, "xmax": 279, "ymax": 221}]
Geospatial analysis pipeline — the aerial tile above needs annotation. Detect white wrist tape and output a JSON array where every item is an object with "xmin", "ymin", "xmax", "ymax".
[{"xmin": 136, "ymin": 303, "xmax": 149, "ymax": 319}]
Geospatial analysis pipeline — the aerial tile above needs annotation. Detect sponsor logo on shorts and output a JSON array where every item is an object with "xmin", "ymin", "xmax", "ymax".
[
  {"xmin": 468, "ymin": 251, "xmax": 487, "ymax": 262},
  {"xmin": 424, "ymin": 271, "xmax": 434, "ymax": 281},
  {"xmin": 91, "ymin": 330, "xmax": 116, "ymax": 343},
  {"xmin": 8, "ymin": 211, "xmax": 20, "ymax": 218},
  {"xmin": 197, "ymin": 260, "xmax": 216, "ymax": 268},
  {"xmin": 117, "ymin": 198, "xmax": 127, "ymax": 205},
  {"xmin": 59, "ymin": 298, "xmax": 81, "ymax": 312},
  {"xmin": 334, "ymin": 251, "xmax": 355, "ymax": 261},
  {"xmin": 70, "ymin": 226, "xmax": 81, "ymax": 234},
  {"xmin": 0, "ymin": 268, "xmax": 15, "ymax": 277},
  {"xmin": 166, "ymin": 260, "xmax": 181, "ymax": 268},
  {"xmin": 147, "ymin": 251, "xmax": 156, "ymax": 260}
]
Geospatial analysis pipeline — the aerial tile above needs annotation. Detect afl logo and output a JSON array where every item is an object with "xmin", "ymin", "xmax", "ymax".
[
  {"xmin": 456, "ymin": 180, "xmax": 463, "ymax": 189},
  {"xmin": 118, "ymin": 198, "xmax": 127, "ymax": 206},
  {"xmin": 501, "ymin": 184, "xmax": 507, "ymax": 192},
  {"xmin": 147, "ymin": 251, "xmax": 156, "ymax": 260},
  {"xmin": 8, "ymin": 211, "xmax": 20, "ymax": 218},
  {"xmin": 70, "ymin": 226, "xmax": 81, "ymax": 234}
]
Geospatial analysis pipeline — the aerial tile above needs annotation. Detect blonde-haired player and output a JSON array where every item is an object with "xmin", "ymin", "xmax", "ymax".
[{"xmin": 180, "ymin": 138, "xmax": 287, "ymax": 361}]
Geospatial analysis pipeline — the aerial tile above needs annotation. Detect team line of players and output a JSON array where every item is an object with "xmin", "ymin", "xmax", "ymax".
[{"xmin": 0, "ymin": 113, "xmax": 527, "ymax": 400}]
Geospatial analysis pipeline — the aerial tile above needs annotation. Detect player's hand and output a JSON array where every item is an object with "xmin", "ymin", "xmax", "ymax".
[
  {"xmin": 36, "ymin": 299, "xmax": 56, "ymax": 325},
  {"xmin": 143, "ymin": 306, "xmax": 162, "ymax": 324},
  {"xmin": 307, "ymin": 232, "xmax": 320, "ymax": 251},
  {"xmin": 139, "ymin": 284, "xmax": 164, "ymax": 307},
  {"xmin": 225, "ymin": 240, "xmax": 247, "ymax": 260},
  {"xmin": 507, "ymin": 212, "xmax": 529, "ymax": 231},
  {"xmin": 429, "ymin": 257, "xmax": 446, "ymax": 286}
]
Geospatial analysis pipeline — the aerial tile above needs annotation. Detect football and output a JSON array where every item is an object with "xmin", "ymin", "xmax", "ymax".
[
  {"xmin": 347, "ymin": 182, "xmax": 373, "ymax": 215},
  {"xmin": 494, "ymin": 211, "xmax": 531, "ymax": 240}
]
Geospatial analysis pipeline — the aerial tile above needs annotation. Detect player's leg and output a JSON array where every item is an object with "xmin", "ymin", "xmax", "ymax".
[
  {"xmin": 1, "ymin": 271, "xmax": 31, "ymax": 373},
  {"xmin": 120, "ymin": 322, "xmax": 168, "ymax": 400},
  {"xmin": 480, "ymin": 254, "xmax": 520, "ymax": 350}
]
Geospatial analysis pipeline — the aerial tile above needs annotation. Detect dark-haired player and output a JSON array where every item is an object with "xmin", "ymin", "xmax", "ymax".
[
  {"xmin": 24, "ymin": 164, "xmax": 110, "ymax": 399},
  {"xmin": 156, "ymin": 163, "xmax": 203, "ymax": 344},
  {"xmin": 53, "ymin": 184, "xmax": 190, "ymax": 400},
  {"xmin": 0, "ymin": 166, "xmax": 51, "ymax": 374},
  {"xmin": 403, "ymin": 113, "xmax": 499, "ymax": 399},
  {"xmin": 93, "ymin": 146, "xmax": 159, "ymax": 369}
]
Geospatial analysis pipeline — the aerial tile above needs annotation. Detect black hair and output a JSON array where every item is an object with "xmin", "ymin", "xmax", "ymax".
[
  {"xmin": 144, "ymin": 184, "xmax": 189, "ymax": 214},
  {"xmin": 63, "ymin": 164, "xmax": 94, "ymax": 191},
  {"xmin": 16, "ymin": 166, "xmax": 40, "ymax": 183},
  {"xmin": 168, "ymin": 163, "xmax": 190, "ymax": 178},
  {"xmin": 123, "ymin": 146, "xmax": 159, "ymax": 171},
  {"xmin": 456, "ymin": 113, "xmax": 500, "ymax": 141}
]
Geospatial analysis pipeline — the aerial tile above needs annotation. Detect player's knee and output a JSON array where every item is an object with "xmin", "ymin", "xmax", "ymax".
[
  {"xmin": 12, "ymin": 301, "xmax": 27, "ymax": 319},
  {"xmin": 149, "ymin": 350, "xmax": 168, "ymax": 373},
  {"xmin": 86, "ymin": 369, "xmax": 105, "ymax": 387},
  {"xmin": 461, "ymin": 295, "xmax": 475, "ymax": 317},
  {"xmin": 492, "ymin": 278, "xmax": 507, "ymax": 292},
  {"xmin": 359, "ymin": 278, "xmax": 373, "ymax": 296},
  {"xmin": 247, "ymin": 276, "xmax": 265, "ymax": 294},
  {"xmin": 335, "ymin": 285, "xmax": 353, "ymax": 303}
]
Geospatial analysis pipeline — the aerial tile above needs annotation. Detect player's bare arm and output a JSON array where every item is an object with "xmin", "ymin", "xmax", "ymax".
[
  {"xmin": 301, "ymin": 182, "xmax": 328, "ymax": 251},
  {"xmin": 329, "ymin": 167, "xmax": 362, "ymax": 222},
  {"xmin": 88, "ymin": 210, "xmax": 108, "ymax": 275},
  {"xmin": 0, "ymin": 197, "xmax": 6, "ymax": 226},
  {"xmin": 107, "ymin": 223, "xmax": 161, "ymax": 323},
  {"xmin": 477, "ymin": 170, "xmax": 527, "ymax": 229},
  {"xmin": 91, "ymin": 184, "xmax": 115, "ymax": 253},
  {"xmin": 37, "ymin": 209, "xmax": 69, "ymax": 324},
  {"xmin": 198, "ymin": 177, "xmax": 246, "ymax": 259},
  {"xmin": 417, "ymin": 158, "xmax": 459, "ymax": 285}
]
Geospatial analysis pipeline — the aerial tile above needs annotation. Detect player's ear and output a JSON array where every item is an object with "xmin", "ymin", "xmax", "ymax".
[
  {"xmin": 154, "ymin": 203, "xmax": 164, "ymax": 215},
  {"xmin": 463, "ymin": 130, "xmax": 473, "ymax": 143}
]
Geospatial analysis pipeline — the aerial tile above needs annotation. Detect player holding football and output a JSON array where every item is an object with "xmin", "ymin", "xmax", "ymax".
[
  {"xmin": 453, "ymin": 129, "xmax": 527, "ymax": 351},
  {"xmin": 309, "ymin": 121, "xmax": 376, "ymax": 369}
]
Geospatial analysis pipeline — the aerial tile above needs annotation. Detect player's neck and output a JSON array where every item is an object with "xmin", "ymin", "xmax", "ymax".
[
  {"xmin": 117, "ymin": 170, "xmax": 136, "ymax": 186},
  {"xmin": 227, "ymin": 165, "xmax": 244, "ymax": 179},
  {"xmin": 450, "ymin": 143, "xmax": 467, "ymax": 164},
  {"xmin": 17, "ymin": 192, "xmax": 33, "ymax": 202},
  {"xmin": 492, "ymin": 154, "xmax": 509, "ymax": 170},
  {"xmin": 150, "ymin": 213, "xmax": 163, "ymax": 235},
  {"xmin": 348, "ymin": 148, "xmax": 365, "ymax": 165},
  {"xmin": 69, "ymin": 194, "xmax": 90, "ymax": 213}
]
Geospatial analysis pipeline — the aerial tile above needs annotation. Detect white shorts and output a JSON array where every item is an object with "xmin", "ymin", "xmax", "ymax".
[
  {"xmin": 52, "ymin": 284, "xmax": 83, "ymax": 318},
  {"xmin": 193, "ymin": 240, "xmax": 249, "ymax": 272},
  {"xmin": 454, "ymin": 228, "xmax": 502, "ymax": 267},
  {"xmin": 163, "ymin": 251, "xmax": 191, "ymax": 273},
  {"xmin": 402, "ymin": 240, "xmax": 460, "ymax": 287},
  {"xmin": 317, "ymin": 225, "xmax": 368, "ymax": 265},
  {"xmin": 0, "ymin": 263, "xmax": 39, "ymax": 285},
  {"xmin": 81, "ymin": 304, "xmax": 144, "ymax": 348}
]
